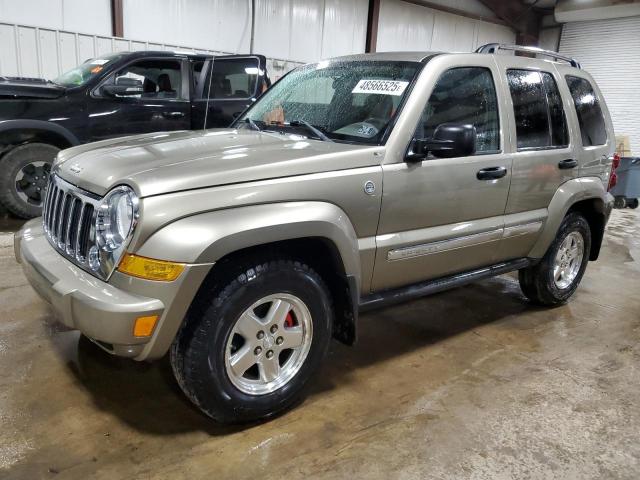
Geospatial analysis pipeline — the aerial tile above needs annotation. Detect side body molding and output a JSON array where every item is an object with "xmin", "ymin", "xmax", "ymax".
[
  {"xmin": 137, "ymin": 201, "xmax": 363, "ymax": 291},
  {"xmin": 528, "ymin": 177, "xmax": 611, "ymax": 259}
]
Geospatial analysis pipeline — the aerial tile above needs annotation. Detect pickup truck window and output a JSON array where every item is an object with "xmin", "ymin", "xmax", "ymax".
[
  {"xmin": 207, "ymin": 57, "xmax": 260, "ymax": 100},
  {"xmin": 107, "ymin": 59, "xmax": 183, "ymax": 99},
  {"xmin": 414, "ymin": 66, "xmax": 500, "ymax": 154},
  {"xmin": 238, "ymin": 60, "xmax": 421, "ymax": 145},
  {"xmin": 53, "ymin": 54, "xmax": 124, "ymax": 87},
  {"xmin": 507, "ymin": 69, "xmax": 568, "ymax": 150},
  {"xmin": 565, "ymin": 75, "xmax": 607, "ymax": 147}
]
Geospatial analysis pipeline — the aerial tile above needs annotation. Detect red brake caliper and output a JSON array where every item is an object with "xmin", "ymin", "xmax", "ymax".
[{"xmin": 284, "ymin": 311, "xmax": 295, "ymax": 328}]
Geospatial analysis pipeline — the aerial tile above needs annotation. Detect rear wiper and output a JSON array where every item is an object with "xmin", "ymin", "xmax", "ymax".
[
  {"xmin": 289, "ymin": 120, "xmax": 334, "ymax": 142},
  {"xmin": 243, "ymin": 117, "xmax": 261, "ymax": 131}
]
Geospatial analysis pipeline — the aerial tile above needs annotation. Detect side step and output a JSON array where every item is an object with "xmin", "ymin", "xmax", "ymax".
[{"xmin": 359, "ymin": 258, "xmax": 532, "ymax": 312}]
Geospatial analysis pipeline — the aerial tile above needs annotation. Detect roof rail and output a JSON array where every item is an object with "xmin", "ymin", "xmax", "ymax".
[{"xmin": 475, "ymin": 43, "xmax": 581, "ymax": 69}]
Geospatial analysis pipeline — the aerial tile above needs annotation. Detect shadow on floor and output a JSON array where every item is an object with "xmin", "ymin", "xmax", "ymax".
[{"xmin": 60, "ymin": 274, "xmax": 543, "ymax": 436}]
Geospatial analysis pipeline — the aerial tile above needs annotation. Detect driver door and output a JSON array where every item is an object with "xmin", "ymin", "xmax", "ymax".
[
  {"xmin": 372, "ymin": 63, "xmax": 512, "ymax": 291},
  {"xmin": 88, "ymin": 57, "xmax": 190, "ymax": 140}
]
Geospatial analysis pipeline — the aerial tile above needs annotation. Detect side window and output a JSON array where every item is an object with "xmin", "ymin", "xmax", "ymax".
[
  {"xmin": 415, "ymin": 67, "xmax": 500, "ymax": 154},
  {"xmin": 208, "ymin": 57, "xmax": 259, "ymax": 99},
  {"xmin": 541, "ymin": 72, "xmax": 569, "ymax": 147},
  {"xmin": 507, "ymin": 69, "xmax": 569, "ymax": 150},
  {"xmin": 110, "ymin": 59, "xmax": 183, "ymax": 100},
  {"xmin": 565, "ymin": 75, "xmax": 607, "ymax": 146}
]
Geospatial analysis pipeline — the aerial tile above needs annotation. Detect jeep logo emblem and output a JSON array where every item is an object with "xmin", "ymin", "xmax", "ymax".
[{"xmin": 69, "ymin": 164, "xmax": 82, "ymax": 174}]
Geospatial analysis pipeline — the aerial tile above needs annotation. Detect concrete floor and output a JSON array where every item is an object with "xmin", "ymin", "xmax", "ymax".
[{"xmin": 1, "ymin": 207, "xmax": 639, "ymax": 480}]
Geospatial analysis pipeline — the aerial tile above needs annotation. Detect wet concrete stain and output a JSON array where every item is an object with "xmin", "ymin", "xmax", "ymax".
[{"xmin": 0, "ymin": 209, "xmax": 639, "ymax": 479}]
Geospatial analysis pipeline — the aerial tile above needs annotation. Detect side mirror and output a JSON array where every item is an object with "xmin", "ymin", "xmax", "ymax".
[
  {"xmin": 102, "ymin": 78, "xmax": 143, "ymax": 97},
  {"xmin": 407, "ymin": 123, "xmax": 477, "ymax": 161}
]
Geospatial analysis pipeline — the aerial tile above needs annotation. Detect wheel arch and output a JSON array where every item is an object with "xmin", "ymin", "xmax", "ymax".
[
  {"xmin": 529, "ymin": 177, "xmax": 611, "ymax": 260},
  {"xmin": 136, "ymin": 202, "xmax": 362, "ymax": 347},
  {"xmin": 0, "ymin": 120, "xmax": 80, "ymax": 152}
]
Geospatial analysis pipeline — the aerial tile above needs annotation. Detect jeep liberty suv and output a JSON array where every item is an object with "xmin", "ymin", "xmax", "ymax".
[{"xmin": 15, "ymin": 44, "xmax": 615, "ymax": 423}]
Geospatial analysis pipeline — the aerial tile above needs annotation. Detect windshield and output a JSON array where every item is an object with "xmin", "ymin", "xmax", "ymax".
[
  {"xmin": 53, "ymin": 54, "xmax": 123, "ymax": 87},
  {"xmin": 237, "ymin": 60, "xmax": 422, "ymax": 144}
]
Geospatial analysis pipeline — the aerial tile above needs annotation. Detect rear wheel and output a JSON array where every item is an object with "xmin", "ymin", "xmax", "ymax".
[
  {"xmin": 627, "ymin": 198, "xmax": 639, "ymax": 209},
  {"xmin": 0, "ymin": 143, "xmax": 59, "ymax": 218},
  {"xmin": 170, "ymin": 258, "xmax": 333, "ymax": 423},
  {"xmin": 519, "ymin": 212, "xmax": 591, "ymax": 306}
]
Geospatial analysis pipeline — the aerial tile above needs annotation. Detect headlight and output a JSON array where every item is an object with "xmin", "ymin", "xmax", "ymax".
[{"xmin": 92, "ymin": 185, "xmax": 139, "ymax": 273}]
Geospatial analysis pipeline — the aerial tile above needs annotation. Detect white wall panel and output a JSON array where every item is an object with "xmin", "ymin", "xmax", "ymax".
[
  {"xmin": 377, "ymin": 0, "xmax": 515, "ymax": 53},
  {"xmin": 560, "ymin": 17, "xmax": 640, "ymax": 155},
  {"xmin": 0, "ymin": 0, "xmax": 110, "ymax": 35},
  {"xmin": 321, "ymin": 0, "xmax": 368, "ymax": 58},
  {"xmin": 122, "ymin": 0, "xmax": 251, "ymax": 53},
  {"xmin": 290, "ymin": 0, "xmax": 324, "ymax": 62},
  {"xmin": 377, "ymin": 0, "xmax": 435, "ymax": 51}
]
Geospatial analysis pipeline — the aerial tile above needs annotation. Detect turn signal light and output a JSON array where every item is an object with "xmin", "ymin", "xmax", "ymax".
[
  {"xmin": 133, "ymin": 315, "xmax": 159, "ymax": 337},
  {"xmin": 118, "ymin": 254, "xmax": 185, "ymax": 281}
]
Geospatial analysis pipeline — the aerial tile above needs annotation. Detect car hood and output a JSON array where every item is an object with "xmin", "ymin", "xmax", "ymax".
[
  {"xmin": 0, "ymin": 77, "xmax": 66, "ymax": 99},
  {"xmin": 54, "ymin": 129, "xmax": 377, "ymax": 197}
]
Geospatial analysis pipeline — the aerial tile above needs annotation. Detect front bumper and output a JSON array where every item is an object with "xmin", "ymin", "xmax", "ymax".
[{"xmin": 15, "ymin": 220, "xmax": 212, "ymax": 360}]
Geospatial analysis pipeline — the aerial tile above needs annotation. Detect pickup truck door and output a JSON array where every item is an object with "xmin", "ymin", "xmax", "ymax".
[
  {"xmin": 192, "ymin": 55, "xmax": 270, "ymax": 129},
  {"xmin": 87, "ymin": 57, "xmax": 191, "ymax": 140},
  {"xmin": 371, "ymin": 61, "xmax": 512, "ymax": 292}
]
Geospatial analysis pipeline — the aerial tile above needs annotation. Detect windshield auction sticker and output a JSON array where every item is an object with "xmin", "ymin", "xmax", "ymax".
[{"xmin": 352, "ymin": 79, "xmax": 409, "ymax": 96}]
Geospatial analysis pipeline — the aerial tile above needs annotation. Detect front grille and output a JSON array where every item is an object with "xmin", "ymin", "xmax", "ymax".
[{"xmin": 42, "ymin": 174, "xmax": 100, "ymax": 268}]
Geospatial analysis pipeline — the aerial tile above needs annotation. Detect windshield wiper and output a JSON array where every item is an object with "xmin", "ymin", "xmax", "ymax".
[
  {"xmin": 243, "ymin": 117, "xmax": 261, "ymax": 131},
  {"xmin": 289, "ymin": 120, "xmax": 334, "ymax": 142}
]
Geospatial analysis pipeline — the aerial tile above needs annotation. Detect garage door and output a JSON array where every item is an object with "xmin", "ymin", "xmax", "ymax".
[{"xmin": 559, "ymin": 16, "xmax": 640, "ymax": 156}]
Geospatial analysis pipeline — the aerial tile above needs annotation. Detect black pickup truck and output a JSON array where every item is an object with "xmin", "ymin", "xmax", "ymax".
[{"xmin": 0, "ymin": 51, "xmax": 270, "ymax": 217}]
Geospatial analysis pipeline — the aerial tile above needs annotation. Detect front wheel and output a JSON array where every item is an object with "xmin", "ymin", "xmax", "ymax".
[
  {"xmin": 170, "ymin": 258, "xmax": 333, "ymax": 423},
  {"xmin": 0, "ymin": 143, "xmax": 59, "ymax": 218},
  {"xmin": 519, "ymin": 212, "xmax": 591, "ymax": 306},
  {"xmin": 627, "ymin": 198, "xmax": 639, "ymax": 209}
]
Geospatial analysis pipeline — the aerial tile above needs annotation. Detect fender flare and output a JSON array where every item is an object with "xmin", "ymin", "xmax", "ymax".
[
  {"xmin": 528, "ymin": 177, "xmax": 610, "ymax": 259},
  {"xmin": 137, "ymin": 201, "xmax": 363, "ymax": 291},
  {"xmin": 0, "ymin": 119, "xmax": 80, "ymax": 147}
]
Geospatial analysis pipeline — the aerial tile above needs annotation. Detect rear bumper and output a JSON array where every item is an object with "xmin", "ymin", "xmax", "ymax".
[{"xmin": 15, "ymin": 220, "xmax": 212, "ymax": 360}]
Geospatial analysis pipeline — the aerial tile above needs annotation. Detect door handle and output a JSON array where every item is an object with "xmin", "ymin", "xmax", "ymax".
[
  {"xmin": 558, "ymin": 158, "xmax": 578, "ymax": 169},
  {"xmin": 477, "ymin": 166, "xmax": 507, "ymax": 180},
  {"xmin": 163, "ymin": 111, "xmax": 185, "ymax": 119}
]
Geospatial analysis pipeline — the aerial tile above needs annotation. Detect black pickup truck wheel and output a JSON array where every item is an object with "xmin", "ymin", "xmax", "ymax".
[{"xmin": 0, "ymin": 143, "xmax": 58, "ymax": 218}]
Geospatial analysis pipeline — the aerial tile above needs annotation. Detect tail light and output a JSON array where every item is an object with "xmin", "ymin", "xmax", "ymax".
[{"xmin": 608, "ymin": 153, "xmax": 620, "ymax": 191}]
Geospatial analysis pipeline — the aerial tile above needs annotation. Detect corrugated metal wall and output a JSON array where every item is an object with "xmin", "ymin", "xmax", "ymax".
[
  {"xmin": 559, "ymin": 16, "xmax": 640, "ymax": 155},
  {"xmin": 376, "ymin": 0, "xmax": 515, "ymax": 52},
  {"xmin": 0, "ymin": 21, "xmax": 222, "ymax": 81},
  {"xmin": 1, "ymin": 0, "xmax": 516, "ymax": 82},
  {"xmin": 0, "ymin": 0, "xmax": 111, "ymax": 35}
]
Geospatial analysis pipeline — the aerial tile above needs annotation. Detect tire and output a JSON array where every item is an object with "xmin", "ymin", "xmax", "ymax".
[
  {"xmin": 170, "ymin": 257, "xmax": 333, "ymax": 423},
  {"xmin": 627, "ymin": 198, "xmax": 639, "ymax": 209},
  {"xmin": 0, "ymin": 143, "xmax": 59, "ymax": 218},
  {"xmin": 519, "ymin": 212, "xmax": 591, "ymax": 306},
  {"xmin": 614, "ymin": 196, "xmax": 626, "ymax": 209}
]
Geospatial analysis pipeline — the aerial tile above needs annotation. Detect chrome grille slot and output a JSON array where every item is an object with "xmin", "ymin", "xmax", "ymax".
[{"xmin": 42, "ymin": 174, "xmax": 101, "ymax": 273}]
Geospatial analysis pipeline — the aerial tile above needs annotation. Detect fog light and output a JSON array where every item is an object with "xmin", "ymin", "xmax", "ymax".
[
  {"xmin": 133, "ymin": 315, "xmax": 159, "ymax": 337},
  {"xmin": 118, "ymin": 253, "xmax": 184, "ymax": 281}
]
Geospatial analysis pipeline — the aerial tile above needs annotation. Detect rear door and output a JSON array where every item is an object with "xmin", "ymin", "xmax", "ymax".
[
  {"xmin": 495, "ymin": 56, "xmax": 576, "ymax": 260},
  {"xmin": 88, "ymin": 57, "xmax": 191, "ymax": 140},
  {"xmin": 558, "ymin": 68, "xmax": 615, "ymax": 183},
  {"xmin": 201, "ymin": 55, "xmax": 269, "ymax": 128}
]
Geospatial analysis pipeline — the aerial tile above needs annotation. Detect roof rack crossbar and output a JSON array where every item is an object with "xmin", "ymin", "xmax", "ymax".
[{"xmin": 475, "ymin": 43, "xmax": 581, "ymax": 69}]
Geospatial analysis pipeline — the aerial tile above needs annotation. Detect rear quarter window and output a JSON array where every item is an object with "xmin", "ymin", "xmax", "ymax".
[{"xmin": 565, "ymin": 75, "xmax": 607, "ymax": 146}]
